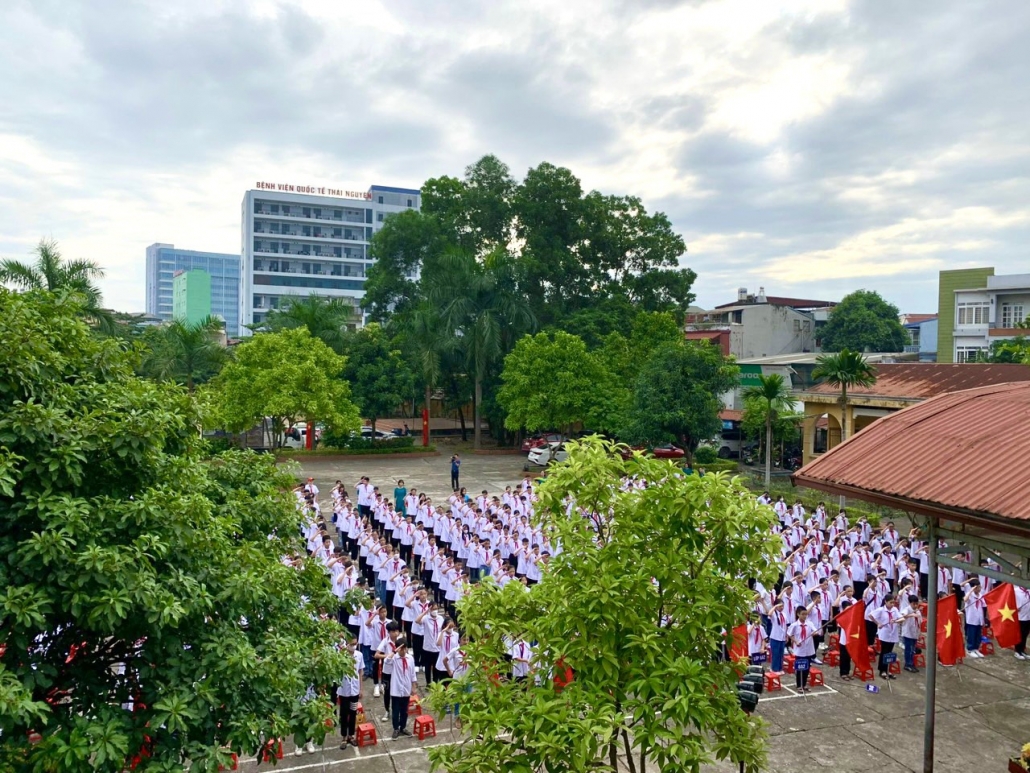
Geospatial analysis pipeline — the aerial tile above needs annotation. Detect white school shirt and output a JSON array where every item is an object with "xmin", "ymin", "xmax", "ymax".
[
  {"xmin": 964, "ymin": 590, "xmax": 985, "ymax": 626},
  {"xmin": 786, "ymin": 620, "xmax": 816, "ymax": 656},
  {"xmin": 769, "ymin": 609, "xmax": 789, "ymax": 642},
  {"xmin": 510, "ymin": 640, "xmax": 533, "ymax": 678},
  {"xmin": 872, "ymin": 607, "xmax": 901, "ymax": 643},
  {"xmin": 338, "ymin": 650, "xmax": 364, "ymax": 698},
  {"xmin": 389, "ymin": 653, "xmax": 416, "ymax": 697},
  {"xmin": 422, "ymin": 615, "xmax": 442, "ymax": 653},
  {"xmin": 444, "ymin": 647, "xmax": 468, "ymax": 679},
  {"xmin": 747, "ymin": 624, "xmax": 767, "ymax": 656},
  {"xmin": 436, "ymin": 631, "xmax": 459, "ymax": 671},
  {"xmin": 1015, "ymin": 586, "xmax": 1030, "ymax": 622},
  {"xmin": 901, "ymin": 608, "xmax": 921, "ymax": 640},
  {"xmin": 377, "ymin": 637, "xmax": 396, "ymax": 675}
]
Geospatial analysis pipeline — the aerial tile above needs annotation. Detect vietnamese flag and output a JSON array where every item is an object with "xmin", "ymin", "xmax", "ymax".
[
  {"xmin": 983, "ymin": 583, "xmax": 1022, "ymax": 649},
  {"xmin": 728, "ymin": 624, "xmax": 749, "ymax": 662},
  {"xmin": 936, "ymin": 594, "xmax": 966, "ymax": 666},
  {"xmin": 836, "ymin": 600, "xmax": 872, "ymax": 674}
]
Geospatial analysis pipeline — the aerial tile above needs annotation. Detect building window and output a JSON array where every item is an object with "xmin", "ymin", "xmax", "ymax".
[
  {"xmin": 377, "ymin": 213, "xmax": 384, "ymax": 222},
  {"xmin": 378, "ymin": 195, "xmax": 384, "ymax": 204},
  {"xmin": 956, "ymin": 346, "xmax": 987, "ymax": 363},
  {"xmin": 407, "ymin": 198, "xmax": 413, "ymax": 207},
  {"xmin": 1001, "ymin": 303, "xmax": 1025, "ymax": 328},
  {"xmin": 957, "ymin": 302, "xmax": 989, "ymax": 325}
]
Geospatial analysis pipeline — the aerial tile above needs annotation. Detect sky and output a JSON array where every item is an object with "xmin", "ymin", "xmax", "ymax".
[{"xmin": 2, "ymin": 0, "xmax": 1028, "ymax": 313}]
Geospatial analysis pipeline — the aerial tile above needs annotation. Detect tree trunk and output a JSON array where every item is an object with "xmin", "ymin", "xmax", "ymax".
[
  {"xmin": 457, "ymin": 406, "xmax": 467, "ymax": 442},
  {"xmin": 370, "ymin": 417, "xmax": 377, "ymax": 443},
  {"xmin": 840, "ymin": 384, "xmax": 849, "ymax": 442},
  {"xmin": 764, "ymin": 411, "xmax": 773, "ymax": 488},
  {"xmin": 474, "ymin": 376, "xmax": 483, "ymax": 450}
]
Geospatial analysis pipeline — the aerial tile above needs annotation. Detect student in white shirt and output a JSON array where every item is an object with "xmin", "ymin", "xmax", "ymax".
[
  {"xmin": 899, "ymin": 594, "xmax": 922, "ymax": 673},
  {"xmin": 871, "ymin": 595, "xmax": 902, "ymax": 679},
  {"xmin": 786, "ymin": 607, "xmax": 817, "ymax": 691},
  {"xmin": 337, "ymin": 638, "xmax": 364, "ymax": 748},
  {"xmin": 388, "ymin": 637, "xmax": 418, "ymax": 739},
  {"xmin": 961, "ymin": 579, "xmax": 986, "ymax": 657},
  {"xmin": 510, "ymin": 639, "xmax": 533, "ymax": 682}
]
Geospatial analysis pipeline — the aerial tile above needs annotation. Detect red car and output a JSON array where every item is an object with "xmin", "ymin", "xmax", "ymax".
[{"xmin": 521, "ymin": 433, "xmax": 565, "ymax": 452}]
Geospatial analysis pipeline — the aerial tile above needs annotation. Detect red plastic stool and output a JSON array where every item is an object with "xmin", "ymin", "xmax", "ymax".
[
  {"xmin": 824, "ymin": 650, "xmax": 840, "ymax": 667},
  {"xmin": 408, "ymin": 696, "xmax": 422, "ymax": 715},
  {"xmin": 914, "ymin": 652, "xmax": 926, "ymax": 668},
  {"xmin": 356, "ymin": 723, "xmax": 377, "ymax": 748},
  {"xmin": 888, "ymin": 661, "xmax": 901, "ymax": 675},
  {"xmin": 827, "ymin": 633, "xmax": 840, "ymax": 650},
  {"xmin": 853, "ymin": 665, "xmax": 875, "ymax": 681},
  {"xmin": 920, "ymin": 619, "xmax": 928, "ymax": 633},
  {"xmin": 260, "ymin": 740, "xmax": 283, "ymax": 762},
  {"xmin": 808, "ymin": 667, "xmax": 825, "ymax": 687},
  {"xmin": 764, "ymin": 671, "xmax": 783, "ymax": 692},
  {"xmin": 980, "ymin": 640, "xmax": 995, "ymax": 656},
  {"xmin": 783, "ymin": 654, "xmax": 795, "ymax": 674},
  {"xmin": 414, "ymin": 715, "xmax": 436, "ymax": 740}
]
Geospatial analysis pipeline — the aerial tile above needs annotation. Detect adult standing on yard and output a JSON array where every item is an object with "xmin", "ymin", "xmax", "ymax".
[
  {"xmin": 395, "ymin": 479, "xmax": 407, "ymax": 516},
  {"xmin": 450, "ymin": 454, "xmax": 461, "ymax": 490}
]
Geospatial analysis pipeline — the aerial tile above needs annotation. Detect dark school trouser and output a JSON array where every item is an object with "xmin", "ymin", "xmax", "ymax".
[
  {"xmin": 877, "ymin": 640, "xmax": 895, "ymax": 675},
  {"xmin": 390, "ymin": 694, "xmax": 410, "ymax": 732},
  {"xmin": 421, "ymin": 650, "xmax": 438, "ymax": 683},
  {"xmin": 839, "ymin": 642, "xmax": 852, "ymax": 678},
  {"xmin": 1017, "ymin": 620, "xmax": 1030, "ymax": 655},
  {"xmin": 339, "ymin": 693, "xmax": 358, "ymax": 738}
]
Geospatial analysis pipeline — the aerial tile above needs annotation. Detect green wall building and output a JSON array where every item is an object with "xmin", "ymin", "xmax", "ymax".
[
  {"xmin": 936, "ymin": 267, "xmax": 994, "ymax": 363},
  {"xmin": 172, "ymin": 270, "xmax": 212, "ymax": 327}
]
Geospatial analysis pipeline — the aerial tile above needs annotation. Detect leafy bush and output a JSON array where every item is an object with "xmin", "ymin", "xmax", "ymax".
[
  {"xmin": 321, "ymin": 430, "xmax": 415, "ymax": 450},
  {"xmin": 701, "ymin": 459, "xmax": 739, "ymax": 473},
  {"xmin": 693, "ymin": 445, "xmax": 718, "ymax": 464}
]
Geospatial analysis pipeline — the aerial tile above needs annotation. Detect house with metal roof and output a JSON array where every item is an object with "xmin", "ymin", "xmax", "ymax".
[{"xmin": 798, "ymin": 362, "xmax": 1030, "ymax": 463}]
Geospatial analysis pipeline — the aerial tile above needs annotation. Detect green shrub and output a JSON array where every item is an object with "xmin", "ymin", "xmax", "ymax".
[
  {"xmin": 701, "ymin": 459, "xmax": 739, "ymax": 473},
  {"xmin": 693, "ymin": 445, "xmax": 719, "ymax": 464},
  {"xmin": 321, "ymin": 431, "xmax": 415, "ymax": 450},
  {"xmin": 279, "ymin": 445, "xmax": 435, "ymax": 457}
]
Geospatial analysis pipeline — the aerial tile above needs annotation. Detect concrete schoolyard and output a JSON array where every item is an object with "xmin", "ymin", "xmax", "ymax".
[{"xmin": 257, "ymin": 453, "xmax": 1030, "ymax": 773}]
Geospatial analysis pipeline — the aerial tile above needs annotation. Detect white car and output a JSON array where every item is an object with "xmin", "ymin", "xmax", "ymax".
[
  {"xmin": 525, "ymin": 441, "xmax": 568, "ymax": 469},
  {"xmin": 360, "ymin": 427, "xmax": 394, "ymax": 441}
]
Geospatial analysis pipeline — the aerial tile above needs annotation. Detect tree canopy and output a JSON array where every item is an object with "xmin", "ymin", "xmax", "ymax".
[
  {"xmin": 622, "ymin": 341, "xmax": 739, "ymax": 458},
  {"xmin": 338, "ymin": 322, "xmax": 414, "ymax": 437},
  {"xmin": 205, "ymin": 327, "xmax": 361, "ymax": 448},
  {"xmin": 818, "ymin": 290, "xmax": 910, "ymax": 352},
  {"xmin": 428, "ymin": 437, "xmax": 779, "ymax": 773},
  {"xmin": 498, "ymin": 331, "xmax": 612, "ymax": 437},
  {"xmin": 811, "ymin": 348, "xmax": 877, "ymax": 441},
  {"xmin": 139, "ymin": 316, "xmax": 228, "ymax": 392},
  {"xmin": 0, "ymin": 289, "xmax": 348, "ymax": 772},
  {"xmin": 0, "ymin": 238, "xmax": 115, "ymax": 333}
]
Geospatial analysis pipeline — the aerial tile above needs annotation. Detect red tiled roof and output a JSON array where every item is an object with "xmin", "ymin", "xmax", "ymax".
[
  {"xmin": 794, "ymin": 382, "xmax": 1030, "ymax": 531},
  {"xmin": 684, "ymin": 331, "xmax": 725, "ymax": 341},
  {"xmin": 719, "ymin": 409, "xmax": 743, "ymax": 422},
  {"xmin": 714, "ymin": 296, "xmax": 836, "ymax": 310},
  {"xmin": 902, "ymin": 313, "xmax": 937, "ymax": 324},
  {"xmin": 804, "ymin": 363, "xmax": 1030, "ymax": 401}
]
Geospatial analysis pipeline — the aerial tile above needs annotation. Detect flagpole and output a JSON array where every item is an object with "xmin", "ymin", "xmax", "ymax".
[{"xmin": 923, "ymin": 519, "xmax": 938, "ymax": 773}]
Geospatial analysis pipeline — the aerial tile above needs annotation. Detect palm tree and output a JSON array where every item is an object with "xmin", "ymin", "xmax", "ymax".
[
  {"xmin": 428, "ymin": 249, "xmax": 536, "ymax": 448},
  {"xmin": 261, "ymin": 294, "xmax": 356, "ymax": 354},
  {"xmin": 142, "ymin": 316, "xmax": 228, "ymax": 392},
  {"xmin": 811, "ymin": 349, "xmax": 877, "ymax": 445},
  {"xmin": 742, "ymin": 373, "xmax": 797, "ymax": 487},
  {"xmin": 0, "ymin": 238, "xmax": 115, "ymax": 333},
  {"xmin": 403, "ymin": 302, "xmax": 459, "ymax": 442}
]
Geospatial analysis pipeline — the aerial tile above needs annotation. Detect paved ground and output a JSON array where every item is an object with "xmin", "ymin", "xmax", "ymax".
[{"xmin": 263, "ymin": 454, "xmax": 1030, "ymax": 773}]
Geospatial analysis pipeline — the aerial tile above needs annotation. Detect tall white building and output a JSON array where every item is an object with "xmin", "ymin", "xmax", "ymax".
[{"xmin": 240, "ymin": 183, "xmax": 421, "ymax": 332}]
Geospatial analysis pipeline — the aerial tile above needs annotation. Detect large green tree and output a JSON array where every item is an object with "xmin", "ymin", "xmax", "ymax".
[
  {"xmin": 741, "ymin": 373, "xmax": 797, "ymax": 487},
  {"xmin": 428, "ymin": 437, "xmax": 779, "ymax": 773},
  {"xmin": 0, "ymin": 289, "xmax": 347, "ymax": 772},
  {"xmin": 819, "ymin": 290, "xmax": 910, "ymax": 352},
  {"xmin": 205, "ymin": 328, "xmax": 361, "ymax": 448},
  {"xmin": 0, "ymin": 238, "xmax": 115, "ymax": 333},
  {"xmin": 623, "ymin": 341, "xmax": 739, "ymax": 460},
  {"xmin": 811, "ymin": 348, "xmax": 877, "ymax": 442},
  {"xmin": 428, "ymin": 250, "xmax": 536, "ymax": 448},
  {"xmin": 140, "ymin": 316, "xmax": 228, "ymax": 392},
  {"xmin": 498, "ymin": 331, "xmax": 612, "ymax": 438},
  {"xmin": 339, "ymin": 322, "xmax": 414, "ymax": 438}
]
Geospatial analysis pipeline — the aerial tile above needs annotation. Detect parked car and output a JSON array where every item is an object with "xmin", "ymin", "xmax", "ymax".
[
  {"xmin": 525, "ymin": 441, "xmax": 568, "ymax": 470},
  {"xmin": 359, "ymin": 426, "xmax": 394, "ymax": 441},
  {"xmin": 521, "ymin": 432, "xmax": 565, "ymax": 452}
]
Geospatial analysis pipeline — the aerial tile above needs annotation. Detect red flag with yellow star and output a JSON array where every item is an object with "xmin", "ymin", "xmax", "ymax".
[
  {"xmin": 936, "ymin": 594, "xmax": 965, "ymax": 665},
  {"xmin": 836, "ymin": 600, "xmax": 872, "ymax": 674},
  {"xmin": 983, "ymin": 583, "xmax": 1021, "ymax": 649}
]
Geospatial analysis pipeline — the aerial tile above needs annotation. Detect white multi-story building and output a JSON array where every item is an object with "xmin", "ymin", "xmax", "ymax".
[
  {"xmin": 240, "ymin": 183, "xmax": 421, "ymax": 332},
  {"xmin": 145, "ymin": 243, "xmax": 241, "ymax": 335},
  {"xmin": 948, "ymin": 272, "xmax": 1030, "ymax": 362}
]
